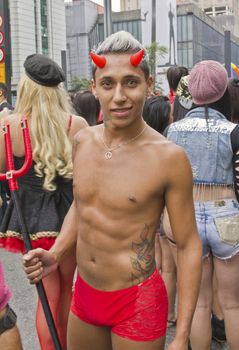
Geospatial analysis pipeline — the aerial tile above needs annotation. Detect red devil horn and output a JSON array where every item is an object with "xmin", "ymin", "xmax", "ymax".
[
  {"xmin": 90, "ymin": 52, "xmax": 106, "ymax": 69},
  {"xmin": 130, "ymin": 49, "xmax": 145, "ymax": 67}
]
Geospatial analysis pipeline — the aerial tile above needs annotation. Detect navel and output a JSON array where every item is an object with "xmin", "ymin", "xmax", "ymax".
[{"xmin": 91, "ymin": 256, "xmax": 96, "ymax": 263}]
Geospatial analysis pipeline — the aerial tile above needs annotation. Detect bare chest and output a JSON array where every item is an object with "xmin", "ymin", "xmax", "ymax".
[{"xmin": 73, "ymin": 147, "xmax": 163, "ymax": 210}]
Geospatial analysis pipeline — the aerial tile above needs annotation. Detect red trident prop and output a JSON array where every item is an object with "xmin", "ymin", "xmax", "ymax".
[
  {"xmin": 90, "ymin": 49, "xmax": 145, "ymax": 68},
  {"xmin": 0, "ymin": 118, "xmax": 32, "ymax": 189},
  {"xmin": 0, "ymin": 117, "xmax": 62, "ymax": 350}
]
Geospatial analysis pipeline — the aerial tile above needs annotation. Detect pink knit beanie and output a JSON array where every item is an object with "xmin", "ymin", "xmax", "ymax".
[{"xmin": 188, "ymin": 60, "xmax": 228, "ymax": 105}]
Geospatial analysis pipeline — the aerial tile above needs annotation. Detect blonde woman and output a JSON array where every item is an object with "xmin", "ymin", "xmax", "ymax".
[{"xmin": 0, "ymin": 54, "xmax": 88, "ymax": 350}]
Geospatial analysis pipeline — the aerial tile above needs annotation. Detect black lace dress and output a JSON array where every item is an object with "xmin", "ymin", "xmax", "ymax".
[{"xmin": 0, "ymin": 156, "xmax": 73, "ymax": 253}]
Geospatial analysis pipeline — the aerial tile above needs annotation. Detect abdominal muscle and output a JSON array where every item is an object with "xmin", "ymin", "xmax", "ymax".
[{"xmin": 75, "ymin": 213, "xmax": 157, "ymax": 292}]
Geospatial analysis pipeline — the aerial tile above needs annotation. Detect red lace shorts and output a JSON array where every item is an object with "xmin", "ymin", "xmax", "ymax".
[{"xmin": 70, "ymin": 269, "xmax": 168, "ymax": 341}]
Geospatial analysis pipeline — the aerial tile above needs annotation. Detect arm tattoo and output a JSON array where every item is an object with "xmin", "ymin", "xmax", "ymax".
[{"xmin": 130, "ymin": 224, "xmax": 155, "ymax": 284}]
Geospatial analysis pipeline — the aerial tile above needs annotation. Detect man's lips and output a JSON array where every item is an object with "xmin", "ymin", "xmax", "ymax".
[
  {"xmin": 110, "ymin": 107, "xmax": 132, "ymax": 112},
  {"xmin": 110, "ymin": 107, "xmax": 133, "ymax": 117}
]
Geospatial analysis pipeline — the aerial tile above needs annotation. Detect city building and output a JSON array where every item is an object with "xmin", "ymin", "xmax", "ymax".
[
  {"xmin": 8, "ymin": 0, "xmax": 66, "ymax": 95},
  {"xmin": 65, "ymin": 0, "xmax": 142, "ymax": 86},
  {"xmin": 120, "ymin": 0, "xmax": 140, "ymax": 11},
  {"xmin": 66, "ymin": 0, "xmax": 177, "ymax": 91},
  {"xmin": 0, "ymin": 1, "xmax": 11, "ymax": 90},
  {"xmin": 177, "ymin": 0, "xmax": 239, "ymax": 37},
  {"xmin": 65, "ymin": 0, "xmax": 103, "ymax": 85},
  {"xmin": 177, "ymin": 0, "xmax": 239, "ymax": 16},
  {"xmin": 96, "ymin": 9, "xmax": 142, "ymax": 46},
  {"xmin": 177, "ymin": 3, "xmax": 239, "ymax": 68},
  {"xmin": 65, "ymin": 0, "xmax": 239, "ymax": 92}
]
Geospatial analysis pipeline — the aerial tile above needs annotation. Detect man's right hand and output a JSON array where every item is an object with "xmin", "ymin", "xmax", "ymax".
[{"xmin": 23, "ymin": 248, "xmax": 58, "ymax": 284}]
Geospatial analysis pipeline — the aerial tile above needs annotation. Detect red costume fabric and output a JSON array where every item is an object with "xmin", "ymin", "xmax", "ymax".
[{"xmin": 71, "ymin": 269, "xmax": 168, "ymax": 341}]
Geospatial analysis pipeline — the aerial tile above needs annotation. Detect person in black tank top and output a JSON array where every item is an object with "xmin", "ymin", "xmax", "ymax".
[{"xmin": 0, "ymin": 54, "xmax": 88, "ymax": 350}]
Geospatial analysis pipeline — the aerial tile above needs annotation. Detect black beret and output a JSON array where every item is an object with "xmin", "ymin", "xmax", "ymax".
[{"xmin": 24, "ymin": 53, "xmax": 65, "ymax": 87}]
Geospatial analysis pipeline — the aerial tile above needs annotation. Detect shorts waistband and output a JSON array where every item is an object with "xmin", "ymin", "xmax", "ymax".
[
  {"xmin": 194, "ymin": 198, "xmax": 238, "ymax": 209},
  {"xmin": 76, "ymin": 269, "xmax": 159, "ymax": 295}
]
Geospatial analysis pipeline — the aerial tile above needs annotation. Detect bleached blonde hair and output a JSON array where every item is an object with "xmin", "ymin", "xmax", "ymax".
[
  {"xmin": 14, "ymin": 74, "xmax": 73, "ymax": 191},
  {"xmin": 92, "ymin": 31, "xmax": 150, "ymax": 79}
]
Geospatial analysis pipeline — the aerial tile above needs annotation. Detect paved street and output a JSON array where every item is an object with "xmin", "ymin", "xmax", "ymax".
[
  {"xmin": 0, "ymin": 250, "xmax": 39, "ymax": 349},
  {"xmin": 0, "ymin": 250, "xmax": 228, "ymax": 350}
]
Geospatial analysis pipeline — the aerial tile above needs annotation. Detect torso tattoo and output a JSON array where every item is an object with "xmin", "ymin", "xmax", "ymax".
[{"xmin": 130, "ymin": 224, "xmax": 155, "ymax": 284}]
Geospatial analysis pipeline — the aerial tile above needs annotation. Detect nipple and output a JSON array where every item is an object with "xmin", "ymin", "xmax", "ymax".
[{"xmin": 128, "ymin": 194, "xmax": 137, "ymax": 202}]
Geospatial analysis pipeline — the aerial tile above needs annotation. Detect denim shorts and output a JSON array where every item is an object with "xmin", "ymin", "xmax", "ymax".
[{"xmin": 195, "ymin": 199, "xmax": 239, "ymax": 260}]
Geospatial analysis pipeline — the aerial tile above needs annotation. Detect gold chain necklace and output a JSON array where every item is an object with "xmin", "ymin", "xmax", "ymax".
[{"xmin": 101, "ymin": 124, "xmax": 147, "ymax": 160}]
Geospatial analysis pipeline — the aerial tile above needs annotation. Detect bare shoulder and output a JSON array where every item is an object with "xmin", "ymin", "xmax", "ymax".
[
  {"xmin": 0, "ymin": 109, "xmax": 13, "ymax": 122},
  {"xmin": 0, "ymin": 114, "xmax": 23, "ymax": 140},
  {"xmin": 0, "ymin": 114, "xmax": 21, "ymax": 172},
  {"xmin": 71, "ymin": 115, "xmax": 89, "ymax": 134},
  {"xmin": 0, "ymin": 113, "xmax": 20, "ymax": 125},
  {"xmin": 162, "ymin": 139, "xmax": 189, "ymax": 166},
  {"xmin": 162, "ymin": 140, "xmax": 193, "ymax": 189},
  {"xmin": 146, "ymin": 126, "xmax": 188, "ymax": 163},
  {"xmin": 146, "ymin": 127, "xmax": 192, "ymax": 184},
  {"xmin": 72, "ymin": 124, "xmax": 100, "ymax": 161},
  {"xmin": 73, "ymin": 123, "xmax": 100, "ymax": 146}
]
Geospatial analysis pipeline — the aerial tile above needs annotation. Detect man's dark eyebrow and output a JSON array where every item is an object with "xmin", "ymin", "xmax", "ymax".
[
  {"xmin": 123, "ymin": 75, "xmax": 141, "ymax": 80},
  {"xmin": 99, "ymin": 74, "xmax": 141, "ymax": 81},
  {"xmin": 99, "ymin": 76, "xmax": 113, "ymax": 80}
]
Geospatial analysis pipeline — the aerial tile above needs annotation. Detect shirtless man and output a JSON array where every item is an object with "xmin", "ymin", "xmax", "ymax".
[{"xmin": 23, "ymin": 31, "xmax": 202, "ymax": 350}]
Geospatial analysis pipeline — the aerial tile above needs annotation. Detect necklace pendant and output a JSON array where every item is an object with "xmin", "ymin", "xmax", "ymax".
[{"xmin": 105, "ymin": 151, "xmax": 112, "ymax": 160}]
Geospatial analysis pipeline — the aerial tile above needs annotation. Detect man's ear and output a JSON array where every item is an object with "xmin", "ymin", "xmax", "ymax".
[
  {"xmin": 91, "ymin": 79, "xmax": 96, "ymax": 97},
  {"xmin": 0, "ymin": 91, "xmax": 3, "ymax": 97},
  {"xmin": 146, "ymin": 75, "xmax": 154, "ymax": 95},
  {"xmin": 147, "ymin": 75, "xmax": 153, "ymax": 88}
]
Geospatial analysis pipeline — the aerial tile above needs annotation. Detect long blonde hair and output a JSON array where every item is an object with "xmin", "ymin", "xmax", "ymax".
[{"xmin": 14, "ymin": 74, "xmax": 73, "ymax": 191}]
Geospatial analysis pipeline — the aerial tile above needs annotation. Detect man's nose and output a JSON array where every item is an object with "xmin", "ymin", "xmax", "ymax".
[{"xmin": 112, "ymin": 84, "xmax": 127, "ymax": 103}]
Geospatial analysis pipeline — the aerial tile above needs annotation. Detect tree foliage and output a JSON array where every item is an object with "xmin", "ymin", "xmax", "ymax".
[
  {"xmin": 71, "ymin": 77, "xmax": 91, "ymax": 92},
  {"xmin": 146, "ymin": 42, "xmax": 168, "ymax": 91}
]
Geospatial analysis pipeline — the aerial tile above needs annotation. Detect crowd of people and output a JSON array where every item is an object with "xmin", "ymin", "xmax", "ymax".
[{"xmin": 0, "ymin": 30, "xmax": 238, "ymax": 350}]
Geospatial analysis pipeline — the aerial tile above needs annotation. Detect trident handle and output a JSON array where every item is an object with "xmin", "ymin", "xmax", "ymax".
[
  {"xmin": 0, "ymin": 117, "xmax": 62, "ymax": 350},
  {"xmin": 0, "ymin": 116, "xmax": 32, "ymax": 190}
]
